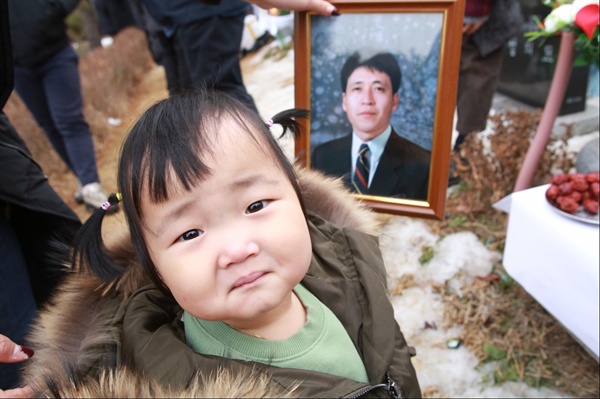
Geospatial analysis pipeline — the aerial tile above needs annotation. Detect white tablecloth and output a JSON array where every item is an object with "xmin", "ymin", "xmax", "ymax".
[{"xmin": 494, "ymin": 184, "xmax": 599, "ymax": 359}]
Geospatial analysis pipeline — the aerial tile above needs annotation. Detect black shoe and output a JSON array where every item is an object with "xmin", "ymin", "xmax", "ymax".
[
  {"xmin": 448, "ymin": 175, "xmax": 461, "ymax": 187},
  {"xmin": 447, "ymin": 158, "xmax": 462, "ymax": 187}
]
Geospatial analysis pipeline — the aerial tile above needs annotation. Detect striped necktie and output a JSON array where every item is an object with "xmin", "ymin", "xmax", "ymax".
[{"xmin": 352, "ymin": 143, "xmax": 370, "ymax": 194}]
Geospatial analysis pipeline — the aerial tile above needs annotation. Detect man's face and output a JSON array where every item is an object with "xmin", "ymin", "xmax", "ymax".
[{"xmin": 342, "ymin": 66, "xmax": 399, "ymax": 142}]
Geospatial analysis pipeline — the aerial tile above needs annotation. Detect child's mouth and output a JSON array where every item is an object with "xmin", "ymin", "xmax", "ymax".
[{"xmin": 232, "ymin": 271, "xmax": 267, "ymax": 290}]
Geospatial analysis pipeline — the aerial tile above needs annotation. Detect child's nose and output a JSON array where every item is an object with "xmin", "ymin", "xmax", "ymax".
[{"xmin": 217, "ymin": 240, "xmax": 260, "ymax": 269}]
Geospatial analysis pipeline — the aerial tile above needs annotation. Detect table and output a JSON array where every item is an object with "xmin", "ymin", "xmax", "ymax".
[{"xmin": 494, "ymin": 184, "xmax": 599, "ymax": 360}]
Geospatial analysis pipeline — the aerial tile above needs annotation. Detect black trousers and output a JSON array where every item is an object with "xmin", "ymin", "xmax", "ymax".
[{"xmin": 175, "ymin": 12, "xmax": 257, "ymax": 112}]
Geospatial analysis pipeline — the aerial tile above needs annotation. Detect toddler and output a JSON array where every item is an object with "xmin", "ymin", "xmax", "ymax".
[{"xmin": 24, "ymin": 89, "xmax": 421, "ymax": 398}]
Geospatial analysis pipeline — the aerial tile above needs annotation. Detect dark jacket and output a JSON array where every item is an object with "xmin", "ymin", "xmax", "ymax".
[
  {"xmin": 1, "ymin": 0, "xmax": 81, "ymax": 305},
  {"xmin": 471, "ymin": 0, "xmax": 524, "ymax": 57},
  {"xmin": 0, "ymin": 113, "xmax": 81, "ymax": 305},
  {"xmin": 141, "ymin": 0, "xmax": 249, "ymax": 30},
  {"xmin": 311, "ymin": 129, "xmax": 431, "ymax": 200},
  {"xmin": 22, "ymin": 168, "xmax": 421, "ymax": 398},
  {"xmin": 7, "ymin": 0, "xmax": 80, "ymax": 67}
]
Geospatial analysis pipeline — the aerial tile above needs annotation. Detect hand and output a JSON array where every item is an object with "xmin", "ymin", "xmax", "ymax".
[
  {"xmin": 0, "ymin": 386, "xmax": 34, "ymax": 399},
  {"xmin": 462, "ymin": 21, "xmax": 485, "ymax": 35},
  {"xmin": 0, "ymin": 335, "xmax": 33, "ymax": 363},
  {"xmin": 0, "ymin": 335, "xmax": 34, "ymax": 398},
  {"xmin": 248, "ymin": 0, "xmax": 339, "ymax": 16}
]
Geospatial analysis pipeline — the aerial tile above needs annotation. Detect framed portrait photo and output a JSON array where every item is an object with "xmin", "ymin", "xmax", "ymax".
[{"xmin": 294, "ymin": 0, "xmax": 465, "ymax": 220}]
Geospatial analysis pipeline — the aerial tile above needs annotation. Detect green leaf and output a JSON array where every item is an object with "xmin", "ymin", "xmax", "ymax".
[
  {"xmin": 505, "ymin": 369, "xmax": 520, "ymax": 382},
  {"xmin": 483, "ymin": 342, "xmax": 506, "ymax": 361},
  {"xmin": 419, "ymin": 245, "xmax": 435, "ymax": 265},
  {"xmin": 448, "ymin": 215, "xmax": 467, "ymax": 228}
]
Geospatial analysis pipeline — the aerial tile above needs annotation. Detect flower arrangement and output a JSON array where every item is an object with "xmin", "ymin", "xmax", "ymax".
[{"xmin": 526, "ymin": 0, "xmax": 599, "ymax": 66}]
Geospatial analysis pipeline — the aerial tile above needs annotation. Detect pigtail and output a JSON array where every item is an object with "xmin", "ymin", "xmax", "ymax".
[
  {"xmin": 71, "ymin": 193, "xmax": 125, "ymax": 281},
  {"xmin": 268, "ymin": 108, "xmax": 310, "ymax": 139}
]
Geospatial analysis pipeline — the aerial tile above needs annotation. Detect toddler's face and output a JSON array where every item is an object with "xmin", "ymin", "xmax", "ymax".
[{"xmin": 140, "ymin": 121, "xmax": 312, "ymax": 329}]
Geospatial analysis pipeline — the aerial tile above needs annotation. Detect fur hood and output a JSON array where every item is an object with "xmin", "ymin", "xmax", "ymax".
[
  {"xmin": 38, "ymin": 367, "xmax": 298, "ymax": 398},
  {"xmin": 21, "ymin": 167, "xmax": 382, "ymax": 397}
]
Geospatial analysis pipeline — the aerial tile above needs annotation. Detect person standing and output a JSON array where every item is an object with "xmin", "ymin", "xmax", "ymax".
[
  {"xmin": 140, "ymin": 0, "xmax": 259, "ymax": 110},
  {"xmin": 7, "ymin": 0, "xmax": 113, "ymax": 211},
  {"xmin": 453, "ymin": 0, "xmax": 524, "ymax": 152},
  {"xmin": 139, "ymin": 0, "xmax": 340, "ymax": 107},
  {"xmin": 127, "ymin": 0, "xmax": 193, "ymax": 94},
  {"xmin": 1, "ymin": 0, "xmax": 81, "ymax": 389}
]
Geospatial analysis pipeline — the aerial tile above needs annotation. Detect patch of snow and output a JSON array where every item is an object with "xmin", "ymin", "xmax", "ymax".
[
  {"xmin": 381, "ymin": 216, "xmax": 567, "ymax": 398},
  {"xmin": 426, "ymin": 232, "xmax": 500, "ymax": 285}
]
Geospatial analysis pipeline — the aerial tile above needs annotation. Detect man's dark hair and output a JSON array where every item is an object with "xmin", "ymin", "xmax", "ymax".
[{"xmin": 340, "ymin": 50, "xmax": 402, "ymax": 93}]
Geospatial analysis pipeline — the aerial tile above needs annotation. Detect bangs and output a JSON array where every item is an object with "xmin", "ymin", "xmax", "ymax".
[
  {"xmin": 119, "ymin": 95, "xmax": 214, "ymax": 212},
  {"xmin": 118, "ymin": 90, "xmax": 278, "ymax": 216}
]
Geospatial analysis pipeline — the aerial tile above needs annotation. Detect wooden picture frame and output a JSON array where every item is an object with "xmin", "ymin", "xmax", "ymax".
[{"xmin": 294, "ymin": 0, "xmax": 464, "ymax": 220}]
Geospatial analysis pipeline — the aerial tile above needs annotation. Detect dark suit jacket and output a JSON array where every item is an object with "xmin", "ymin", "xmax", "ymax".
[{"xmin": 311, "ymin": 129, "xmax": 430, "ymax": 200}]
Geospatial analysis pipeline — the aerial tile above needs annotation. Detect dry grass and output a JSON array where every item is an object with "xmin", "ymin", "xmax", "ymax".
[
  {"xmin": 425, "ymin": 109, "xmax": 599, "ymax": 397},
  {"xmin": 436, "ymin": 277, "xmax": 599, "ymax": 397},
  {"xmin": 448, "ymin": 108, "xmax": 572, "ymax": 214}
]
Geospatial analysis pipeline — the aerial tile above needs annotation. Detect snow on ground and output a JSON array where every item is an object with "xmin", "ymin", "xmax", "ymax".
[{"xmin": 380, "ymin": 216, "xmax": 568, "ymax": 398}]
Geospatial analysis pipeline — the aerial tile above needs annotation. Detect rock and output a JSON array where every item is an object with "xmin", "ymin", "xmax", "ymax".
[{"xmin": 576, "ymin": 137, "xmax": 600, "ymax": 173}]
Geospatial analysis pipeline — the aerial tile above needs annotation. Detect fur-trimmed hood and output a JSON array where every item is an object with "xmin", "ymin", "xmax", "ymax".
[
  {"xmin": 21, "ymin": 167, "xmax": 384, "ymax": 397},
  {"xmin": 37, "ymin": 367, "xmax": 298, "ymax": 398}
]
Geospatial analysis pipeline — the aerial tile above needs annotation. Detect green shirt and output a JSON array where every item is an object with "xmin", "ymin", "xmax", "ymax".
[{"xmin": 183, "ymin": 284, "xmax": 369, "ymax": 383}]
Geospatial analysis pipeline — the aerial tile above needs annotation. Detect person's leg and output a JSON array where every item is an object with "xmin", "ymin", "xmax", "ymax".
[
  {"xmin": 176, "ymin": 13, "xmax": 257, "ymax": 112},
  {"xmin": 106, "ymin": 0, "xmax": 137, "ymax": 34},
  {"xmin": 13, "ymin": 65, "xmax": 74, "ymax": 171},
  {"xmin": 158, "ymin": 33, "xmax": 193, "ymax": 94},
  {"xmin": 38, "ymin": 46, "xmax": 100, "ymax": 187},
  {"xmin": 171, "ymin": 34, "xmax": 193, "ymax": 92},
  {"xmin": 455, "ymin": 36, "xmax": 505, "ymax": 151},
  {"xmin": 91, "ymin": 0, "xmax": 116, "ymax": 36},
  {"xmin": 0, "ymin": 209, "xmax": 37, "ymax": 389}
]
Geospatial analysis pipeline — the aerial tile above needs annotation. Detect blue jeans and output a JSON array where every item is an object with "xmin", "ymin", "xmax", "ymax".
[
  {"xmin": 0, "ymin": 210, "xmax": 37, "ymax": 389},
  {"xmin": 14, "ymin": 45, "xmax": 100, "ymax": 186}
]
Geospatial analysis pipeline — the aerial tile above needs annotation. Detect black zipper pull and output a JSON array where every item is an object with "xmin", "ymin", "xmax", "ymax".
[{"xmin": 386, "ymin": 372, "xmax": 402, "ymax": 399}]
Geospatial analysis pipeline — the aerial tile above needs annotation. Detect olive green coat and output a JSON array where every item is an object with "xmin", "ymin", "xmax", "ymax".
[{"xmin": 22, "ymin": 168, "xmax": 421, "ymax": 398}]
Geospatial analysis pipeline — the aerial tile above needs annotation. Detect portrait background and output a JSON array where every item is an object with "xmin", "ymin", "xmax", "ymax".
[{"xmin": 309, "ymin": 13, "xmax": 442, "ymax": 153}]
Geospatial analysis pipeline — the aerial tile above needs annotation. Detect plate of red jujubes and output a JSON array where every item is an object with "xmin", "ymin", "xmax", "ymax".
[{"xmin": 545, "ymin": 171, "xmax": 599, "ymax": 225}]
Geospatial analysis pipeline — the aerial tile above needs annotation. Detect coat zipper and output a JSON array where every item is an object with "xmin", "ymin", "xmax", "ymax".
[
  {"xmin": 344, "ymin": 383, "xmax": 388, "ymax": 399},
  {"xmin": 344, "ymin": 372, "xmax": 403, "ymax": 399}
]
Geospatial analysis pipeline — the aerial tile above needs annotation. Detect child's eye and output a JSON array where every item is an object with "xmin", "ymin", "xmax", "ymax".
[
  {"xmin": 178, "ymin": 229, "xmax": 203, "ymax": 241},
  {"xmin": 246, "ymin": 200, "xmax": 268, "ymax": 214}
]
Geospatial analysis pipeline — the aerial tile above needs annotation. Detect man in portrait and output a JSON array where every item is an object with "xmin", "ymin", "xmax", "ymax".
[{"xmin": 311, "ymin": 50, "xmax": 430, "ymax": 200}]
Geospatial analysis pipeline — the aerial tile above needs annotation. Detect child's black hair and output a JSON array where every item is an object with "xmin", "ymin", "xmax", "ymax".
[{"xmin": 72, "ymin": 88, "xmax": 310, "ymax": 296}]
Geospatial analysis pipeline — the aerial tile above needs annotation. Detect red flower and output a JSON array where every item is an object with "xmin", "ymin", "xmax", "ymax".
[{"xmin": 575, "ymin": 3, "xmax": 599, "ymax": 39}]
